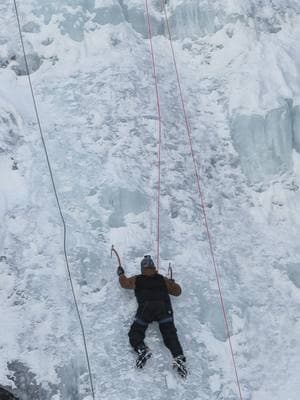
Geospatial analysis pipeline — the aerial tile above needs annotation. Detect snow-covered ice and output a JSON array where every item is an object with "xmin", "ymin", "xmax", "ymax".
[{"xmin": 1, "ymin": 0, "xmax": 300, "ymax": 399}]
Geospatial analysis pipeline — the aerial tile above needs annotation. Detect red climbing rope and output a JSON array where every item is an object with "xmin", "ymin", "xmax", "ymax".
[
  {"xmin": 161, "ymin": 3, "xmax": 244, "ymax": 399},
  {"xmin": 144, "ymin": 0, "xmax": 162, "ymax": 270}
]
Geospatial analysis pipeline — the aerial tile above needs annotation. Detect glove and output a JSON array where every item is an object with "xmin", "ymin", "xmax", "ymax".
[{"xmin": 117, "ymin": 265, "xmax": 124, "ymax": 276}]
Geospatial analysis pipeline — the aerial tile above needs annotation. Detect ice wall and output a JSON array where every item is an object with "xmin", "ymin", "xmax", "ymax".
[
  {"xmin": 231, "ymin": 102, "xmax": 295, "ymax": 183},
  {"xmin": 93, "ymin": 1, "xmax": 124, "ymax": 26},
  {"xmin": 0, "ymin": 0, "xmax": 164, "ymax": 81},
  {"xmin": 167, "ymin": 0, "xmax": 300, "ymax": 39},
  {"xmin": 118, "ymin": 0, "xmax": 163, "ymax": 37},
  {"xmin": 168, "ymin": 0, "xmax": 226, "ymax": 39},
  {"xmin": 22, "ymin": 0, "xmax": 163, "ymax": 42},
  {"xmin": 3, "ymin": 0, "xmax": 300, "ymax": 55},
  {"xmin": 293, "ymin": 105, "xmax": 300, "ymax": 153},
  {"xmin": 0, "ymin": 102, "xmax": 22, "ymax": 153},
  {"xmin": 2, "ymin": 0, "xmax": 300, "ymax": 398},
  {"xmin": 287, "ymin": 262, "xmax": 300, "ymax": 289}
]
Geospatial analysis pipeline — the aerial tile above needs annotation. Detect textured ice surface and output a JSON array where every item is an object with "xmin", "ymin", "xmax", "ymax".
[
  {"xmin": 1, "ymin": 0, "xmax": 300, "ymax": 399},
  {"xmin": 293, "ymin": 105, "xmax": 300, "ymax": 153},
  {"xmin": 167, "ymin": 0, "xmax": 300, "ymax": 39},
  {"xmin": 231, "ymin": 102, "xmax": 294, "ymax": 182},
  {"xmin": 286, "ymin": 263, "xmax": 300, "ymax": 288},
  {"xmin": 101, "ymin": 187, "xmax": 149, "ymax": 227},
  {"xmin": 0, "ymin": 102, "xmax": 22, "ymax": 152},
  {"xmin": 12, "ymin": 53, "xmax": 43, "ymax": 76},
  {"xmin": 93, "ymin": 2, "xmax": 124, "ymax": 26},
  {"xmin": 168, "ymin": 0, "xmax": 226, "ymax": 38}
]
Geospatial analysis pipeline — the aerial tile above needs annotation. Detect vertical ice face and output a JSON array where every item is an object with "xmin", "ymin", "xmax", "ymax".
[
  {"xmin": 0, "ymin": 104, "xmax": 22, "ymax": 153},
  {"xmin": 93, "ymin": 1, "xmax": 124, "ymax": 26},
  {"xmin": 286, "ymin": 263, "xmax": 300, "ymax": 288},
  {"xmin": 293, "ymin": 105, "xmax": 300, "ymax": 153},
  {"xmin": 117, "ymin": 0, "xmax": 164, "ymax": 37},
  {"xmin": 99, "ymin": 186, "xmax": 148, "ymax": 228},
  {"xmin": 168, "ymin": 0, "xmax": 225, "ymax": 39},
  {"xmin": 231, "ymin": 102, "xmax": 293, "ymax": 183},
  {"xmin": 166, "ymin": 0, "xmax": 300, "ymax": 39},
  {"xmin": 2, "ymin": 0, "xmax": 300, "ymax": 398},
  {"xmin": 28, "ymin": 0, "xmax": 163, "ymax": 40}
]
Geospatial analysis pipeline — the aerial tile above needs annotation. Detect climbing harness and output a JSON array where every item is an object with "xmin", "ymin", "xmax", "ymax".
[
  {"xmin": 12, "ymin": 1, "xmax": 95, "ymax": 399},
  {"xmin": 143, "ymin": 1, "xmax": 245, "ymax": 398}
]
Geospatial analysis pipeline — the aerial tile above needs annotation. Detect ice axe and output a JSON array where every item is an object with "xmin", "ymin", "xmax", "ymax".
[
  {"xmin": 111, "ymin": 245, "xmax": 125, "ymax": 276},
  {"xmin": 111, "ymin": 245, "xmax": 122, "ymax": 267},
  {"xmin": 168, "ymin": 262, "xmax": 173, "ymax": 280}
]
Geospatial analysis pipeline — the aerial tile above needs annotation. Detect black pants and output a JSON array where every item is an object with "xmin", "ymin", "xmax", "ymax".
[{"xmin": 128, "ymin": 301, "xmax": 184, "ymax": 358}]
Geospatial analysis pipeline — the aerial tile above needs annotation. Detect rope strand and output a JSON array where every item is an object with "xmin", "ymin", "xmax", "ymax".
[
  {"xmin": 144, "ymin": 0, "xmax": 163, "ymax": 270},
  {"xmin": 12, "ymin": 2, "xmax": 95, "ymax": 398},
  {"xmin": 161, "ymin": 3, "xmax": 244, "ymax": 399}
]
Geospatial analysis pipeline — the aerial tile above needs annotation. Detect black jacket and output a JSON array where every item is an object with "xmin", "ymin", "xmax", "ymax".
[{"xmin": 135, "ymin": 273, "xmax": 171, "ymax": 307}]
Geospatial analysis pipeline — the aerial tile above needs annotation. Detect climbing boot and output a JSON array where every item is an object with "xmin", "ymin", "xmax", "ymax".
[
  {"xmin": 136, "ymin": 346, "xmax": 152, "ymax": 369},
  {"xmin": 173, "ymin": 355, "xmax": 187, "ymax": 378}
]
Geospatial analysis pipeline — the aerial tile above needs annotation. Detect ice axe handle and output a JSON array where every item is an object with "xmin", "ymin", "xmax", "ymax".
[
  {"xmin": 168, "ymin": 263, "xmax": 173, "ymax": 280},
  {"xmin": 111, "ymin": 245, "xmax": 122, "ymax": 267}
]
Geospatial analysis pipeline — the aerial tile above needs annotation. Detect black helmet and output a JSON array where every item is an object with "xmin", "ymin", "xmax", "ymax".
[{"xmin": 141, "ymin": 255, "xmax": 155, "ymax": 273}]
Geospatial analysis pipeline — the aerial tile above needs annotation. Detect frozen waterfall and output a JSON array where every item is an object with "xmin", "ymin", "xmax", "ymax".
[{"xmin": 1, "ymin": 0, "xmax": 300, "ymax": 399}]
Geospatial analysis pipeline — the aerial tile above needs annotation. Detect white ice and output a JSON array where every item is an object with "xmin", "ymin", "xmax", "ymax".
[{"xmin": 1, "ymin": 0, "xmax": 300, "ymax": 399}]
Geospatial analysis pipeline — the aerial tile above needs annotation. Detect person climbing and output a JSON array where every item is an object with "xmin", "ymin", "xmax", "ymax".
[{"xmin": 116, "ymin": 254, "xmax": 187, "ymax": 378}]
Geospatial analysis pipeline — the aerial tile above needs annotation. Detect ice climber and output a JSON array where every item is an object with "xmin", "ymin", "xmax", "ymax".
[{"xmin": 117, "ymin": 254, "xmax": 187, "ymax": 378}]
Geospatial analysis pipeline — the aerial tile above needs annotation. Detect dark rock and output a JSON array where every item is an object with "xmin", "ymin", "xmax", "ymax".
[
  {"xmin": 0, "ymin": 387, "xmax": 19, "ymax": 400},
  {"xmin": 22, "ymin": 21, "xmax": 41, "ymax": 33},
  {"xmin": 11, "ymin": 53, "xmax": 42, "ymax": 76}
]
